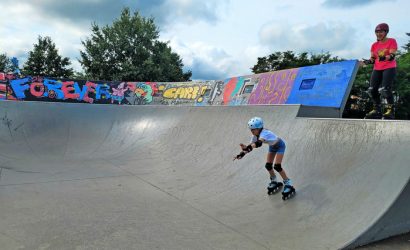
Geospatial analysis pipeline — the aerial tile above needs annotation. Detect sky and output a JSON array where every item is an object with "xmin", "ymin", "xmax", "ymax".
[{"xmin": 1, "ymin": 0, "xmax": 409, "ymax": 80}]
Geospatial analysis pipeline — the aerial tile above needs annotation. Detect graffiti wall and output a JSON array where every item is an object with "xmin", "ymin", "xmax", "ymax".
[
  {"xmin": 0, "ymin": 75, "xmax": 7, "ymax": 100},
  {"xmin": 0, "ymin": 60, "xmax": 358, "ymax": 109},
  {"xmin": 2, "ymin": 76, "xmax": 217, "ymax": 106},
  {"xmin": 248, "ymin": 69, "xmax": 298, "ymax": 105},
  {"xmin": 286, "ymin": 60, "xmax": 358, "ymax": 107}
]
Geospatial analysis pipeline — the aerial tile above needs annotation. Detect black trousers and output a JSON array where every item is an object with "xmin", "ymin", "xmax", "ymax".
[{"xmin": 369, "ymin": 67, "xmax": 396, "ymax": 105}]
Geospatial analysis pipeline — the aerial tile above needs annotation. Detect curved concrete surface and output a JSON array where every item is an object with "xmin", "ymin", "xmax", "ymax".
[{"xmin": 0, "ymin": 101, "xmax": 409, "ymax": 249}]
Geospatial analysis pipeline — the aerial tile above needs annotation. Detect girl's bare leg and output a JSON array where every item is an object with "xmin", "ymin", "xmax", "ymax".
[
  {"xmin": 267, "ymin": 152, "xmax": 276, "ymax": 178},
  {"xmin": 269, "ymin": 153, "xmax": 289, "ymax": 180}
]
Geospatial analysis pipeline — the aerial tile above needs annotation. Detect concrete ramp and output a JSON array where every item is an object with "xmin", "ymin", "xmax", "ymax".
[{"xmin": 0, "ymin": 101, "xmax": 409, "ymax": 249}]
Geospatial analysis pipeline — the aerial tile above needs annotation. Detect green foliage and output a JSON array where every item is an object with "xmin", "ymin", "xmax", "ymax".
[
  {"xmin": 0, "ymin": 53, "xmax": 13, "ymax": 72},
  {"xmin": 79, "ymin": 8, "xmax": 191, "ymax": 82},
  {"xmin": 395, "ymin": 52, "xmax": 410, "ymax": 119},
  {"xmin": 71, "ymin": 71, "xmax": 90, "ymax": 81},
  {"xmin": 251, "ymin": 51, "xmax": 342, "ymax": 73},
  {"xmin": 342, "ymin": 65, "xmax": 373, "ymax": 118},
  {"xmin": 22, "ymin": 36, "xmax": 73, "ymax": 78},
  {"xmin": 402, "ymin": 33, "xmax": 410, "ymax": 52}
]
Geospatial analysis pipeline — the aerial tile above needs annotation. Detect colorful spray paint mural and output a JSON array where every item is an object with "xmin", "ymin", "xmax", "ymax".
[
  {"xmin": 2, "ymin": 76, "xmax": 217, "ymax": 106},
  {"xmin": 223, "ymin": 77, "xmax": 245, "ymax": 105},
  {"xmin": 248, "ymin": 69, "xmax": 298, "ymax": 105},
  {"xmin": 286, "ymin": 60, "xmax": 359, "ymax": 107},
  {"xmin": 158, "ymin": 82, "xmax": 210, "ymax": 105},
  {"xmin": 0, "ymin": 82, "xmax": 6, "ymax": 100},
  {"xmin": 0, "ymin": 60, "xmax": 359, "ymax": 109}
]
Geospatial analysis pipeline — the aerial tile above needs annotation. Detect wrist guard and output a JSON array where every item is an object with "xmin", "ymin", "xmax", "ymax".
[
  {"xmin": 236, "ymin": 151, "xmax": 246, "ymax": 159},
  {"xmin": 363, "ymin": 58, "xmax": 374, "ymax": 65},
  {"xmin": 244, "ymin": 144, "xmax": 253, "ymax": 152},
  {"xmin": 388, "ymin": 53, "xmax": 396, "ymax": 61}
]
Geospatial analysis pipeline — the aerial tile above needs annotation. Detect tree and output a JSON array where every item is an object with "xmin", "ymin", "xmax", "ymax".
[
  {"xmin": 251, "ymin": 51, "xmax": 342, "ymax": 73},
  {"xmin": 342, "ymin": 64, "xmax": 373, "ymax": 118},
  {"xmin": 72, "ymin": 70, "xmax": 89, "ymax": 80},
  {"xmin": 402, "ymin": 33, "xmax": 410, "ymax": 52},
  {"xmin": 22, "ymin": 36, "xmax": 73, "ymax": 78},
  {"xmin": 79, "ymin": 8, "xmax": 191, "ymax": 82},
  {"xmin": 395, "ymin": 50, "xmax": 410, "ymax": 119},
  {"xmin": 0, "ymin": 53, "xmax": 13, "ymax": 73}
]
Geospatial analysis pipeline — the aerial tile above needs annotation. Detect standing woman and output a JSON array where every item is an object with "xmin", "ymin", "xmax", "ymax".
[{"xmin": 362, "ymin": 23, "xmax": 398, "ymax": 119}]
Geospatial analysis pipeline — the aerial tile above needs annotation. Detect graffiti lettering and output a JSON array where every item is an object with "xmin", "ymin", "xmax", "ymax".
[
  {"xmin": 163, "ymin": 85, "xmax": 208, "ymax": 101},
  {"xmin": 96, "ymin": 84, "xmax": 111, "ymax": 100},
  {"xmin": 30, "ymin": 82, "xmax": 45, "ymax": 97},
  {"xmin": 10, "ymin": 78, "xmax": 30, "ymax": 99},
  {"xmin": 83, "ymin": 81, "xmax": 97, "ymax": 103},
  {"xmin": 0, "ymin": 83, "xmax": 7, "ymax": 100},
  {"xmin": 9, "ymin": 78, "xmax": 101, "ymax": 103},
  {"xmin": 62, "ymin": 81, "xmax": 80, "ymax": 100},
  {"xmin": 43, "ymin": 79, "xmax": 64, "ymax": 99}
]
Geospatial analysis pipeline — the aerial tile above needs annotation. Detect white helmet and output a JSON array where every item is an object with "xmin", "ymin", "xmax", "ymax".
[{"xmin": 248, "ymin": 117, "xmax": 264, "ymax": 129}]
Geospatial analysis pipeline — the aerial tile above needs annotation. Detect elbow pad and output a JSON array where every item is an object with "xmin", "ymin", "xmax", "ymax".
[{"xmin": 255, "ymin": 140, "xmax": 263, "ymax": 148}]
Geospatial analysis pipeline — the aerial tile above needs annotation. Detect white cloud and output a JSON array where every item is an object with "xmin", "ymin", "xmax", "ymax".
[
  {"xmin": 168, "ymin": 38, "xmax": 239, "ymax": 80},
  {"xmin": 0, "ymin": 2, "xmax": 90, "ymax": 72},
  {"xmin": 259, "ymin": 21, "xmax": 358, "ymax": 58},
  {"xmin": 1, "ymin": 0, "xmax": 409, "ymax": 80},
  {"xmin": 237, "ymin": 45, "xmax": 270, "ymax": 74},
  {"xmin": 159, "ymin": 0, "xmax": 229, "ymax": 27},
  {"xmin": 322, "ymin": 0, "xmax": 395, "ymax": 8},
  {"xmin": 0, "ymin": 0, "xmax": 230, "ymax": 75}
]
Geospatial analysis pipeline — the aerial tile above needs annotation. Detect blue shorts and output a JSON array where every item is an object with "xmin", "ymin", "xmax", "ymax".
[{"xmin": 268, "ymin": 139, "xmax": 286, "ymax": 154}]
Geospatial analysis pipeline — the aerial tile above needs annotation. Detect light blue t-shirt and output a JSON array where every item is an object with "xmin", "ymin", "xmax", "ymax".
[{"xmin": 250, "ymin": 128, "xmax": 280, "ymax": 146}]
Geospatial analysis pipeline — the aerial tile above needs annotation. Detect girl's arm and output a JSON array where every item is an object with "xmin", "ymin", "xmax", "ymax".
[
  {"xmin": 387, "ymin": 48, "xmax": 397, "ymax": 61},
  {"xmin": 234, "ymin": 139, "xmax": 266, "ymax": 161},
  {"xmin": 242, "ymin": 138, "xmax": 266, "ymax": 153}
]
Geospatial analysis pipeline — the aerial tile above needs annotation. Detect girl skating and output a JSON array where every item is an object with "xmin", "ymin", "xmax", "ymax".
[{"xmin": 234, "ymin": 117, "xmax": 296, "ymax": 200}]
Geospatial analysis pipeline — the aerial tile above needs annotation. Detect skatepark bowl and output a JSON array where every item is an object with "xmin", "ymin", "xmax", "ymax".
[{"xmin": 0, "ymin": 100, "xmax": 409, "ymax": 250}]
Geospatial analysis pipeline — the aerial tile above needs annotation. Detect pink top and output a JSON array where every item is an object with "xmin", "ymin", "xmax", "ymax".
[{"xmin": 371, "ymin": 38, "xmax": 397, "ymax": 70}]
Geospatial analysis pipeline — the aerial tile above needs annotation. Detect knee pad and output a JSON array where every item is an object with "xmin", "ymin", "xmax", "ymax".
[
  {"xmin": 367, "ymin": 87, "xmax": 373, "ymax": 94},
  {"xmin": 274, "ymin": 163, "xmax": 283, "ymax": 172},
  {"xmin": 368, "ymin": 87, "xmax": 378, "ymax": 99},
  {"xmin": 265, "ymin": 162, "xmax": 273, "ymax": 171},
  {"xmin": 379, "ymin": 87, "xmax": 392, "ymax": 99}
]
